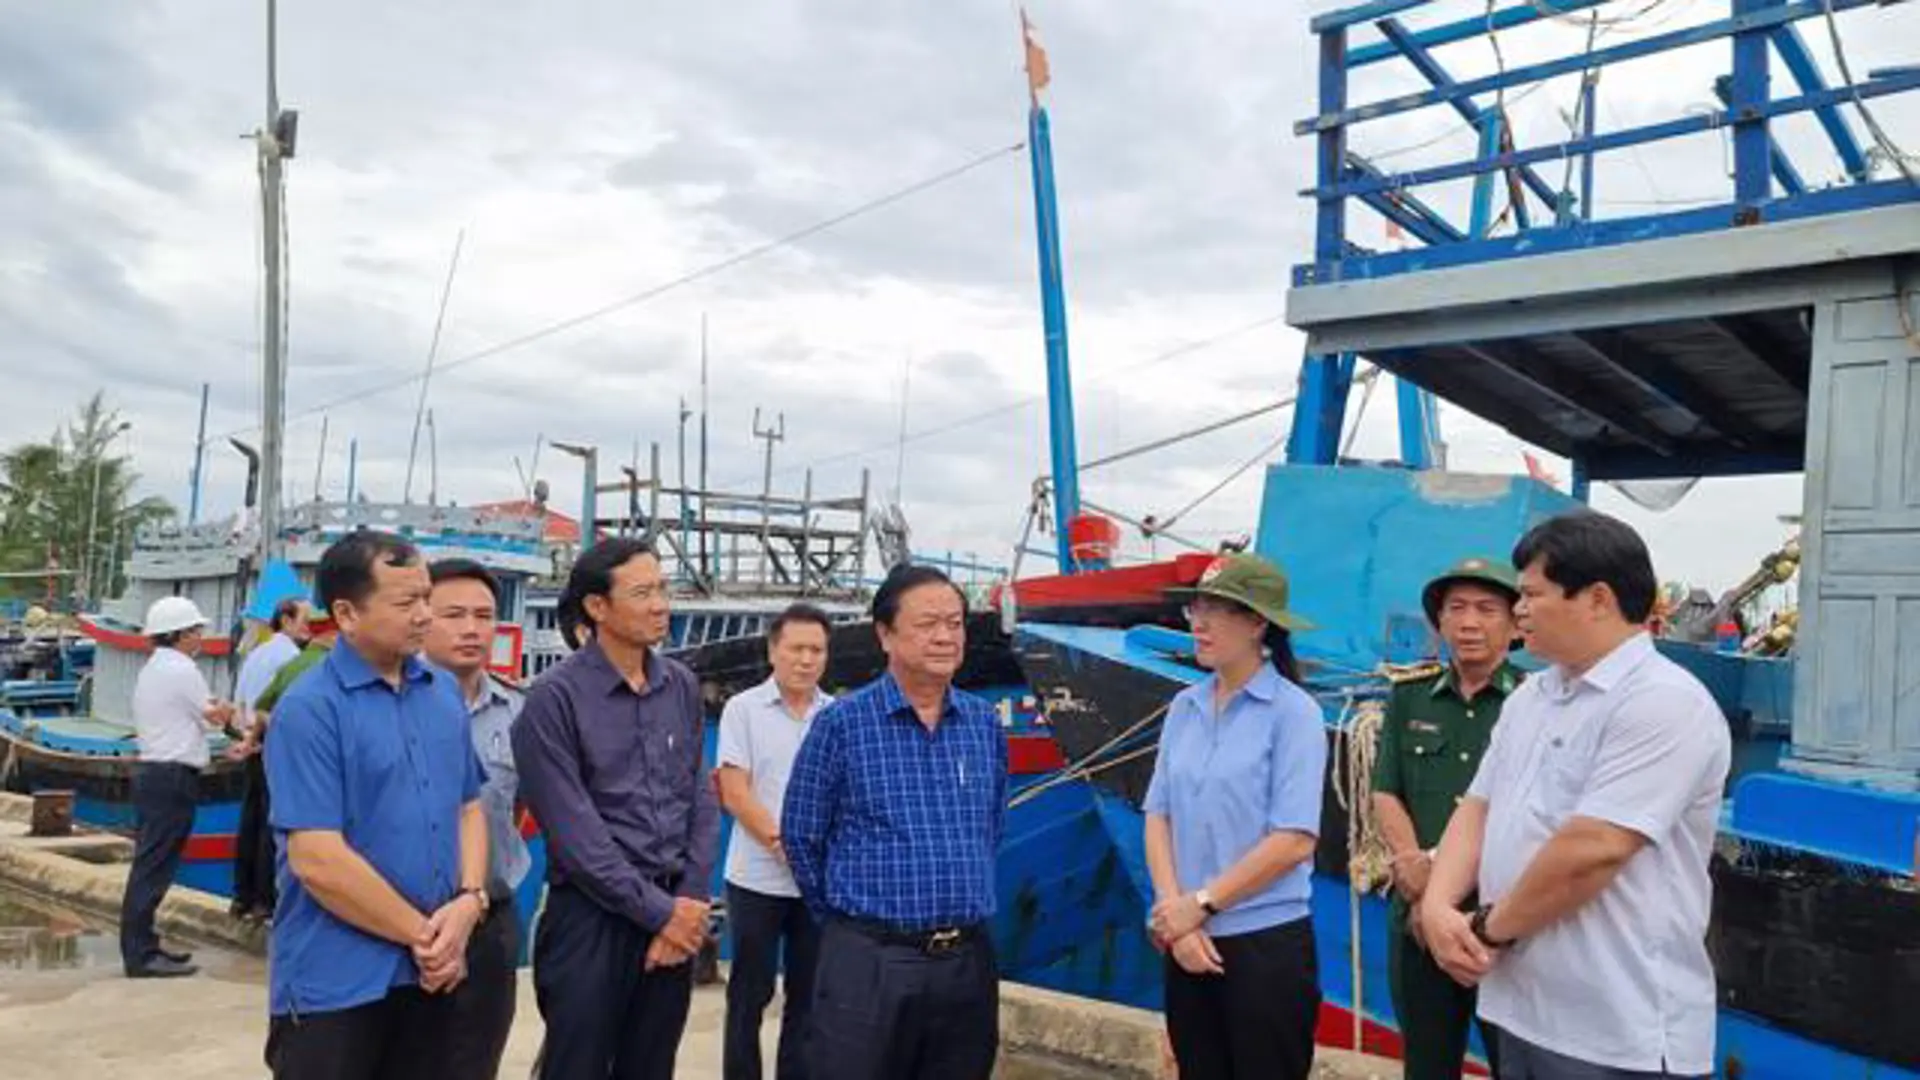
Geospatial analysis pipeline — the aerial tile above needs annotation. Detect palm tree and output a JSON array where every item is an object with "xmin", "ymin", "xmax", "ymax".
[{"xmin": 0, "ymin": 394, "xmax": 175, "ymax": 606}]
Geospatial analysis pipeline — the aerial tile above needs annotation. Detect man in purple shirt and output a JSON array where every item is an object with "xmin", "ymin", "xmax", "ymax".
[{"xmin": 512, "ymin": 537, "xmax": 719, "ymax": 1080}]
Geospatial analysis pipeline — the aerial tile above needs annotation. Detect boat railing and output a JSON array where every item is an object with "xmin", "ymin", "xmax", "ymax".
[{"xmin": 1295, "ymin": 0, "xmax": 1920, "ymax": 287}]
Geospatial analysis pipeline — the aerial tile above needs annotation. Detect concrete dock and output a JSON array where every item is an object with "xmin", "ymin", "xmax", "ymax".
[{"xmin": 0, "ymin": 794, "xmax": 1397, "ymax": 1078}]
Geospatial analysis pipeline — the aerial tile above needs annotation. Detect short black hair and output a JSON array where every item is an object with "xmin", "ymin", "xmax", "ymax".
[
  {"xmin": 871, "ymin": 563, "xmax": 967, "ymax": 628},
  {"xmin": 269, "ymin": 598, "xmax": 303, "ymax": 633},
  {"xmin": 769, "ymin": 602, "xmax": 833, "ymax": 643},
  {"xmin": 559, "ymin": 538, "xmax": 658, "ymax": 640},
  {"xmin": 1511, "ymin": 511, "xmax": 1657, "ymax": 623},
  {"xmin": 316, "ymin": 531, "xmax": 421, "ymax": 614},
  {"xmin": 152, "ymin": 629, "xmax": 188, "ymax": 649},
  {"xmin": 429, "ymin": 557, "xmax": 501, "ymax": 605}
]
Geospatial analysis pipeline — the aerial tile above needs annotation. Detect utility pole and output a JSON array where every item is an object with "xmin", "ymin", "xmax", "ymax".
[{"xmin": 257, "ymin": 0, "xmax": 298, "ymax": 561}]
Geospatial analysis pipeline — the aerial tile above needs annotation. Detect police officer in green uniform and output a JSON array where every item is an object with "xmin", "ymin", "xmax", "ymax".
[{"xmin": 1371, "ymin": 557, "xmax": 1523, "ymax": 1080}]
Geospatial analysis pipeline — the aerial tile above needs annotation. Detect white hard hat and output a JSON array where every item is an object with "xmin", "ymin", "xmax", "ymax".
[{"xmin": 144, "ymin": 596, "xmax": 209, "ymax": 636}]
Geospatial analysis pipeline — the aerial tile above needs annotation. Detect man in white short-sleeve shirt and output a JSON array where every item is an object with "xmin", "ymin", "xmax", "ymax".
[
  {"xmin": 716, "ymin": 604, "xmax": 834, "ymax": 1080},
  {"xmin": 121, "ymin": 596, "xmax": 236, "ymax": 979},
  {"xmin": 1418, "ymin": 512, "xmax": 1731, "ymax": 1079}
]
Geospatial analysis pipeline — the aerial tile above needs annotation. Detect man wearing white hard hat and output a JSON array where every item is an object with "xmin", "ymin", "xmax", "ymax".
[{"xmin": 118, "ymin": 595, "xmax": 237, "ymax": 978}]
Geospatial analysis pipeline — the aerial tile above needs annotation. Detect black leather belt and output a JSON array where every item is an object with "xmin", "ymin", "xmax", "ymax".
[{"xmin": 843, "ymin": 918, "xmax": 984, "ymax": 955}]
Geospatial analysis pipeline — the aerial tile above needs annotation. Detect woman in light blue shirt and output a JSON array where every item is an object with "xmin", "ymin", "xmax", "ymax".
[{"xmin": 1144, "ymin": 553, "xmax": 1328, "ymax": 1080}]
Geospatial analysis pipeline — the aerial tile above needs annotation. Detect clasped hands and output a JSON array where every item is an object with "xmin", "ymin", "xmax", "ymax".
[
  {"xmin": 413, "ymin": 892, "xmax": 485, "ymax": 994},
  {"xmin": 1148, "ymin": 892, "xmax": 1224, "ymax": 977},
  {"xmin": 644, "ymin": 897, "xmax": 710, "ymax": 973},
  {"xmin": 1414, "ymin": 898, "xmax": 1506, "ymax": 989}
]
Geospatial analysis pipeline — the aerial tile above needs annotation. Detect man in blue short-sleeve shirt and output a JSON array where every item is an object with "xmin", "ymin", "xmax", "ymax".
[{"xmin": 264, "ymin": 531, "xmax": 490, "ymax": 1080}]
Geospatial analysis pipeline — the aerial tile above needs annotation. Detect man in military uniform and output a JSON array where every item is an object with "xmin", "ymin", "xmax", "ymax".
[{"xmin": 1371, "ymin": 557, "xmax": 1523, "ymax": 1080}]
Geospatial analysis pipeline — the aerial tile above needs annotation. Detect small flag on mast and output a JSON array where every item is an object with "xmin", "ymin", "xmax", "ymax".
[{"xmin": 1021, "ymin": 9, "xmax": 1051, "ymax": 105}]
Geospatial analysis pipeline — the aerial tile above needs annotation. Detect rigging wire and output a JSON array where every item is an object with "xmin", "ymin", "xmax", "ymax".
[{"xmin": 210, "ymin": 140, "xmax": 1029, "ymax": 443}]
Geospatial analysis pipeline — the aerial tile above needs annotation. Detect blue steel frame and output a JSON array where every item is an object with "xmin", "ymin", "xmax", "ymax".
[{"xmin": 1294, "ymin": 0, "xmax": 1920, "ymax": 287}]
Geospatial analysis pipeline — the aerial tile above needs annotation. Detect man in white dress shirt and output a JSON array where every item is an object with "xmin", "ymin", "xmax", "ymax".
[
  {"xmin": 716, "ymin": 603, "xmax": 835, "ymax": 1080},
  {"xmin": 120, "ymin": 595, "xmax": 236, "ymax": 978},
  {"xmin": 1419, "ymin": 511, "xmax": 1731, "ymax": 1079}
]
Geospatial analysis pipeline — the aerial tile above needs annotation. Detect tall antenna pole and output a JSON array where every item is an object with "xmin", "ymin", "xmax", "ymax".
[
  {"xmin": 312, "ymin": 413, "xmax": 329, "ymax": 500},
  {"xmin": 188, "ymin": 381, "xmax": 210, "ymax": 524},
  {"xmin": 405, "ymin": 228, "xmax": 466, "ymax": 502},
  {"xmin": 698, "ymin": 315, "xmax": 711, "ymax": 584},
  {"xmin": 752, "ymin": 407, "xmax": 785, "ymax": 581},
  {"xmin": 676, "ymin": 396, "xmax": 691, "ymax": 577},
  {"xmin": 426, "ymin": 408, "xmax": 439, "ymax": 506},
  {"xmin": 257, "ymin": 0, "xmax": 294, "ymax": 561},
  {"xmin": 346, "ymin": 437, "xmax": 358, "ymax": 503}
]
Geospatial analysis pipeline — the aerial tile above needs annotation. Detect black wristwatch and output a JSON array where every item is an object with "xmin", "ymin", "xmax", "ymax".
[{"xmin": 1470, "ymin": 903, "xmax": 1514, "ymax": 948}]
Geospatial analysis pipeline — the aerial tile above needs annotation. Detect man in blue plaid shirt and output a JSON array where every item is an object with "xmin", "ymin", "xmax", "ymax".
[{"xmin": 782, "ymin": 563, "xmax": 1007, "ymax": 1080}]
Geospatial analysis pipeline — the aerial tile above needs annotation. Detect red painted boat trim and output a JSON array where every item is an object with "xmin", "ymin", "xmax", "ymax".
[
  {"xmin": 1315, "ymin": 1001, "xmax": 1489, "ymax": 1075},
  {"xmin": 183, "ymin": 833, "xmax": 238, "ymax": 862},
  {"xmin": 78, "ymin": 616, "xmax": 234, "ymax": 657},
  {"xmin": 998, "ymin": 553, "xmax": 1215, "ymax": 612},
  {"xmin": 1007, "ymin": 734, "xmax": 1066, "ymax": 775}
]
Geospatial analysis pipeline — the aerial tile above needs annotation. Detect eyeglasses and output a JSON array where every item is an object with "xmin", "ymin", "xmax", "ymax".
[{"xmin": 1182, "ymin": 599, "xmax": 1250, "ymax": 624}]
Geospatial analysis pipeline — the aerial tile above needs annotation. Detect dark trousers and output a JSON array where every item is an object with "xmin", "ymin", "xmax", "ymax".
[
  {"xmin": 232, "ymin": 750, "xmax": 277, "ymax": 913},
  {"xmin": 444, "ymin": 899, "xmax": 520, "ymax": 1079},
  {"xmin": 804, "ymin": 918, "xmax": 999, "ymax": 1080},
  {"xmin": 1164, "ymin": 916, "xmax": 1321, "ymax": 1080},
  {"xmin": 119, "ymin": 761, "xmax": 199, "ymax": 972},
  {"xmin": 1389, "ymin": 923, "xmax": 1501, "ymax": 1080},
  {"xmin": 1498, "ymin": 1030, "xmax": 1711, "ymax": 1080},
  {"xmin": 532, "ymin": 884, "xmax": 694, "ymax": 1080},
  {"xmin": 265, "ymin": 985, "xmax": 454, "ymax": 1080},
  {"xmin": 725, "ymin": 883, "xmax": 821, "ymax": 1080}
]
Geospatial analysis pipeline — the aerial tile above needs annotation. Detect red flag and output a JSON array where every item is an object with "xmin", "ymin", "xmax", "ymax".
[
  {"xmin": 1522, "ymin": 451, "xmax": 1560, "ymax": 487},
  {"xmin": 1021, "ymin": 9, "xmax": 1051, "ymax": 105}
]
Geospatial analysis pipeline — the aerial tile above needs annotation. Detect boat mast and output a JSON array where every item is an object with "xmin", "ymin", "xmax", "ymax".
[
  {"xmin": 187, "ymin": 381, "xmax": 210, "ymax": 524},
  {"xmin": 256, "ymin": 0, "xmax": 295, "ymax": 560},
  {"xmin": 1021, "ymin": 12, "xmax": 1082, "ymax": 573}
]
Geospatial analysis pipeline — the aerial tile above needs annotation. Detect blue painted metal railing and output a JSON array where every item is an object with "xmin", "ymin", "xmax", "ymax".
[{"xmin": 1293, "ymin": 0, "xmax": 1919, "ymax": 286}]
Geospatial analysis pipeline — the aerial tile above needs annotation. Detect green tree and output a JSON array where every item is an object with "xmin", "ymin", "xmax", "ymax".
[{"xmin": 0, "ymin": 393, "xmax": 175, "ymax": 607}]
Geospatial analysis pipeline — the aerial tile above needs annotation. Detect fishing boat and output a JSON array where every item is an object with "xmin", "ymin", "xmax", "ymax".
[{"xmin": 1012, "ymin": 0, "xmax": 1920, "ymax": 1074}]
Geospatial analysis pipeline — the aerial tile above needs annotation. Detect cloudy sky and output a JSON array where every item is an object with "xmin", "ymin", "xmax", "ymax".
[{"xmin": 3, "ymin": 0, "xmax": 1912, "ymax": 591}]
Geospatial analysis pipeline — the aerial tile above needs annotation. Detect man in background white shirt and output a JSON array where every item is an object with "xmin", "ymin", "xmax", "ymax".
[
  {"xmin": 716, "ymin": 603, "xmax": 835, "ymax": 1080},
  {"xmin": 229, "ymin": 598, "xmax": 310, "ymax": 920},
  {"xmin": 119, "ymin": 595, "xmax": 236, "ymax": 978},
  {"xmin": 1419, "ymin": 512, "xmax": 1731, "ymax": 1079}
]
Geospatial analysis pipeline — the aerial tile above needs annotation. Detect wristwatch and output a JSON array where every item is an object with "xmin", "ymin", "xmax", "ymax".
[
  {"xmin": 1195, "ymin": 888, "xmax": 1219, "ymax": 916},
  {"xmin": 1469, "ymin": 902, "xmax": 1513, "ymax": 948}
]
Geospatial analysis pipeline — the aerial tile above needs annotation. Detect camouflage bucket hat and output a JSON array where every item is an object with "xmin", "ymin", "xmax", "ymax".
[
  {"xmin": 1165, "ymin": 553, "xmax": 1315, "ymax": 632},
  {"xmin": 1421, "ymin": 556, "xmax": 1521, "ymax": 627}
]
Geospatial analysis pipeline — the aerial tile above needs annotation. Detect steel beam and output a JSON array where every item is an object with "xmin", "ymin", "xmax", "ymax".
[
  {"xmin": 1376, "ymin": 18, "xmax": 1560, "ymax": 212},
  {"xmin": 1307, "ymin": 69, "xmax": 1920, "ymax": 198},
  {"xmin": 1458, "ymin": 340, "xmax": 1677, "ymax": 455},
  {"xmin": 1347, "ymin": 0, "xmax": 1611, "ymax": 66},
  {"xmin": 1771, "ymin": 24, "xmax": 1872, "ymax": 180},
  {"xmin": 1706, "ymin": 314, "xmax": 1811, "ymax": 393},
  {"xmin": 1563, "ymin": 329, "xmax": 1776, "ymax": 449},
  {"xmin": 1297, "ymin": 0, "xmax": 1887, "ymax": 135},
  {"xmin": 1714, "ymin": 75, "xmax": 1806, "ymax": 196}
]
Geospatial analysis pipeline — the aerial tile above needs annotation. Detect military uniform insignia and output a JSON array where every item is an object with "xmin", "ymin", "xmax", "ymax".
[
  {"xmin": 1408, "ymin": 719, "xmax": 1442, "ymax": 734},
  {"xmin": 1199, "ymin": 557, "xmax": 1227, "ymax": 584}
]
